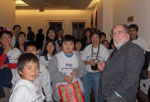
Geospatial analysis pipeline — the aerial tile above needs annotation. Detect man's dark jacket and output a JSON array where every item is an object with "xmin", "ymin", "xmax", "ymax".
[{"xmin": 99, "ymin": 41, "xmax": 144, "ymax": 102}]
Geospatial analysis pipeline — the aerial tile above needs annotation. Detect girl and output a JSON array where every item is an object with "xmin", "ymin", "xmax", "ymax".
[
  {"xmin": 83, "ymin": 28, "xmax": 91, "ymax": 48},
  {"xmin": 75, "ymin": 39, "xmax": 83, "ymax": 57},
  {"xmin": 40, "ymin": 39, "xmax": 56, "ymax": 68},
  {"xmin": 46, "ymin": 28, "xmax": 60, "ymax": 52},
  {"xmin": 15, "ymin": 31, "xmax": 26, "ymax": 54}
]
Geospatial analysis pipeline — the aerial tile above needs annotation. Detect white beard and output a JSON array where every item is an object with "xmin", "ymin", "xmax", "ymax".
[{"xmin": 114, "ymin": 37, "xmax": 128, "ymax": 48}]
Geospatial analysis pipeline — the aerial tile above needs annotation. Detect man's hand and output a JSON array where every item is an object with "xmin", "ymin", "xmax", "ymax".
[
  {"xmin": 97, "ymin": 62, "xmax": 105, "ymax": 71},
  {"xmin": 64, "ymin": 76, "xmax": 72, "ymax": 84},
  {"xmin": 71, "ymin": 70, "xmax": 78, "ymax": 78},
  {"xmin": 89, "ymin": 61, "xmax": 96, "ymax": 66}
]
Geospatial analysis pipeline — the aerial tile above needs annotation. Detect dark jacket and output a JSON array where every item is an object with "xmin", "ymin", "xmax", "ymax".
[
  {"xmin": 0, "ymin": 47, "xmax": 12, "ymax": 98},
  {"xmin": 100, "ymin": 41, "xmax": 144, "ymax": 102}
]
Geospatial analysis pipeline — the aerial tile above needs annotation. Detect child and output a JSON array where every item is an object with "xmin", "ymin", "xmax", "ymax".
[
  {"xmin": 40, "ymin": 39, "xmax": 56, "ymax": 68},
  {"xmin": 9, "ymin": 53, "xmax": 45, "ymax": 102},
  {"xmin": 12, "ymin": 42, "xmax": 52, "ymax": 102},
  {"xmin": 14, "ymin": 31, "xmax": 26, "ymax": 54},
  {"xmin": 75, "ymin": 39, "xmax": 83, "ymax": 57},
  {"xmin": 0, "ymin": 28, "xmax": 21, "ymax": 101},
  {"xmin": 49, "ymin": 35, "xmax": 86, "ymax": 101}
]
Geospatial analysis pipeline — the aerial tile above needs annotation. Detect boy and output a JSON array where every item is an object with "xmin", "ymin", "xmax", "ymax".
[
  {"xmin": 49, "ymin": 35, "xmax": 86, "ymax": 101},
  {"xmin": 9, "ymin": 53, "xmax": 45, "ymax": 102},
  {"xmin": 0, "ymin": 29, "xmax": 21, "ymax": 101},
  {"xmin": 12, "ymin": 42, "xmax": 52, "ymax": 102}
]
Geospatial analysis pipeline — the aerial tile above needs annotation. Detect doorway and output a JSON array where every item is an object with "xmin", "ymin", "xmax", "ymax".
[{"xmin": 72, "ymin": 22, "xmax": 85, "ymax": 40}]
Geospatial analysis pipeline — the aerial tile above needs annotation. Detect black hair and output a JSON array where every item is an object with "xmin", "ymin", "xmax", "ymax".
[
  {"xmin": 90, "ymin": 30, "xmax": 101, "ymax": 39},
  {"xmin": 17, "ymin": 53, "xmax": 39, "ymax": 75},
  {"xmin": 0, "ymin": 31, "xmax": 13, "ymax": 38},
  {"xmin": 83, "ymin": 28, "xmax": 91, "ymax": 41},
  {"xmin": 57, "ymin": 28, "xmax": 63, "ymax": 33},
  {"xmin": 42, "ymin": 39, "xmax": 56, "ymax": 61},
  {"xmin": 62, "ymin": 35, "xmax": 75, "ymax": 44},
  {"xmin": 24, "ymin": 41, "xmax": 38, "ymax": 51},
  {"xmin": 46, "ymin": 28, "xmax": 57, "ymax": 41},
  {"xmin": 129, "ymin": 24, "xmax": 139, "ymax": 32},
  {"xmin": 13, "ymin": 25, "xmax": 21, "ymax": 30},
  {"xmin": 75, "ymin": 39, "xmax": 84, "ymax": 51},
  {"xmin": 100, "ymin": 32, "xmax": 106, "ymax": 38},
  {"xmin": 27, "ymin": 26, "xmax": 32, "ymax": 30},
  {"xmin": 15, "ymin": 31, "xmax": 26, "ymax": 49},
  {"xmin": 38, "ymin": 29, "xmax": 43, "ymax": 33}
]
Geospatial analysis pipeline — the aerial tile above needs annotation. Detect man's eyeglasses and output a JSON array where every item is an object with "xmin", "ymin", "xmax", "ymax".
[{"xmin": 113, "ymin": 31, "xmax": 126, "ymax": 35}]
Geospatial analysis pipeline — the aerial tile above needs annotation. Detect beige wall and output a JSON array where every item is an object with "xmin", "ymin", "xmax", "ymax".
[
  {"xmin": 97, "ymin": 0, "xmax": 150, "ymax": 44},
  {"xmin": 16, "ymin": 10, "xmax": 92, "ymax": 35},
  {"xmin": 113, "ymin": 0, "xmax": 150, "ymax": 46},
  {"xmin": 97, "ymin": 0, "xmax": 113, "ymax": 40},
  {"xmin": 0, "ymin": 0, "xmax": 15, "ymax": 29}
]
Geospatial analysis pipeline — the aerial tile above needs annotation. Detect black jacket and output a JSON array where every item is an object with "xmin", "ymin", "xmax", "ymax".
[{"xmin": 100, "ymin": 41, "xmax": 144, "ymax": 102}]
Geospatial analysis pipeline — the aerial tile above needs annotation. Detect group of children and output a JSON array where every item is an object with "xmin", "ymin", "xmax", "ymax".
[{"xmin": 0, "ymin": 27, "xmax": 87, "ymax": 102}]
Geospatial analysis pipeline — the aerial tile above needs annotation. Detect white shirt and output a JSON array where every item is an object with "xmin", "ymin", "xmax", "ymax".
[
  {"xmin": 82, "ymin": 44, "xmax": 109, "ymax": 72},
  {"xmin": 132, "ymin": 37, "xmax": 149, "ymax": 52},
  {"xmin": 40, "ymin": 54, "xmax": 52, "ymax": 68},
  {"xmin": 11, "ymin": 64, "xmax": 52, "ymax": 102},
  {"xmin": 74, "ymin": 50, "xmax": 83, "ymax": 58},
  {"xmin": 7, "ymin": 48, "xmax": 21, "ymax": 78},
  {"xmin": 132, "ymin": 37, "xmax": 150, "ymax": 94},
  {"xmin": 9, "ymin": 79, "xmax": 45, "ymax": 102},
  {"xmin": 56, "ymin": 51, "xmax": 78, "ymax": 76}
]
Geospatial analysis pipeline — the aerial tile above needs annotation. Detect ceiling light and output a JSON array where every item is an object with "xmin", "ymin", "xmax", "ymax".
[{"xmin": 16, "ymin": 0, "xmax": 29, "ymax": 6}]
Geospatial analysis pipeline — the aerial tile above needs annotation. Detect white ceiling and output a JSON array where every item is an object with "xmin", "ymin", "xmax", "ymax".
[{"xmin": 16, "ymin": 0, "xmax": 93, "ymax": 10}]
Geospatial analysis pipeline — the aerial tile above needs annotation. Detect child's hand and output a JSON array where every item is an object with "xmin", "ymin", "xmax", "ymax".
[
  {"xmin": 71, "ymin": 70, "xmax": 78, "ymax": 78},
  {"xmin": 64, "ymin": 76, "xmax": 72, "ymax": 84},
  {"xmin": 97, "ymin": 61, "xmax": 105, "ymax": 71},
  {"xmin": 0, "ymin": 64, "xmax": 7, "ymax": 69}
]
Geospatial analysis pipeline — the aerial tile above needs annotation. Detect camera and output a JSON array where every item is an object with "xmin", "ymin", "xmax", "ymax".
[{"xmin": 91, "ymin": 60, "xmax": 98, "ymax": 70}]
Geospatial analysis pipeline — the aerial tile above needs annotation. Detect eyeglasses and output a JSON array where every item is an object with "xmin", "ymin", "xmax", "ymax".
[{"xmin": 113, "ymin": 31, "xmax": 126, "ymax": 35}]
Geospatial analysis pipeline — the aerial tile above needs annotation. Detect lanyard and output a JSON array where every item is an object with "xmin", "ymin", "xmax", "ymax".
[{"xmin": 91, "ymin": 44, "xmax": 100, "ymax": 60}]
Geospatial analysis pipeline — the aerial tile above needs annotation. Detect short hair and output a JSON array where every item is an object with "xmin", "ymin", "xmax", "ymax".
[
  {"xmin": 0, "ymin": 31, "xmax": 13, "ymax": 38},
  {"xmin": 112, "ymin": 24, "xmax": 130, "ymax": 34},
  {"xmin": 90, "ymin": 30, "xmax": 101, "ymax": 39},
  {"xmin": 62, "ymin": 35, "xmax": 75, "ymax": 43},
  {"xmin": 38, "ymin": 29, "xmax": 43, "ymax": 33},
  {"xmin": 57, "ymin": 28, "xmax": 63, "ymax": 32},
  {"xmin": 100, "ymin": 32, "xmax": 106, "ymax": 38},
  {"xmin": 24, "ymin": 41, "xmax": 38, "ymax": 51},
  {"xmin": 27, "ymin": 26, "xmax": 32, "ymax": 30},
  {"xmin": 17, "ymin": 53, "xmax": 39, "ymax": 75},
  {"xmin": 129, "ymin": 24, "xmax": 139, "ymax": 32},
  {"xmin": 13, "ymin": 25, "xmax": 21, "ymax": 30}
]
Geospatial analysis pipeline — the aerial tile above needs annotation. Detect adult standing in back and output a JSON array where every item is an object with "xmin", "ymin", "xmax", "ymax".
[
  {"xmin": 27, "ymin": 26, "xmax": 35, "ymax": 42},
  {"xmin": 36, "ymin": 28, "xmax": 44, "ymax": 50}
]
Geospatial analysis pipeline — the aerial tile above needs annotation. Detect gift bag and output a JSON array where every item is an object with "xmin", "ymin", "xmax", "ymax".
[{"xmin": 57, "ymin": 80, "xmax": 84, "ymax": 102}]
